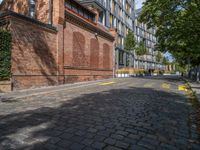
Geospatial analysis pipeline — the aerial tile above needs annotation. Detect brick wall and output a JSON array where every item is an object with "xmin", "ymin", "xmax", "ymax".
[
  {"xmin": 63, "ymin": 20, "xmax": 113, "ymax": 83},
  {"xmin": 9, "ymin": 16, "xmax": 58, "ymax": 90},
  {"xmin": 0, "ymin": 0, "xmax": 29, "ymax": 15},
  {"xmin": 0, "ymin": 0, "xmax": 51, "ymax": 24},
  {"xmin": 0, "ymin": 0, "xmax": 115, "ymax": 90}
]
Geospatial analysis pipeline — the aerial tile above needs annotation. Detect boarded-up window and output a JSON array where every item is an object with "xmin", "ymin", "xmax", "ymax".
[
  {"xmin": 90, "ymin": 38, "xmax": 99, "ymax": 68},
  {"xmin": 73, "ymin": 32, "xmax": 87, "ymax": 67},
  {"xmin": 103, "ymin": 43, "xmax": 110, "ymax": 69}
]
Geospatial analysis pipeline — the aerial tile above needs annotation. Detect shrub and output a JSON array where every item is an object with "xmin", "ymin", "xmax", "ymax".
[{"xmin": 0, "ymin": 30, "xmax": 12, "ymax": 81}]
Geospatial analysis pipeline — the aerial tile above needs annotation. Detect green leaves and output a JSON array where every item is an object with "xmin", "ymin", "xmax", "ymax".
[
  {"xmin": 124, "ymin": 31, "xmax": 136, "ymax": 51},
  {"xmin": 162, "ymin": 57, "xmax": 169, "ymax": 65},
  {"xmin": 135, "ymin": 41, "xmax": 147, "ymax": 56},
  {"xmin": 156, "ymin": 51, "xmax": 162, "ymax": 62},
  {"xmin": 139, "ymin": 0, "xmax": 200, "ymax": 66},
  {"xmin": 0, "ymin": 30, "xmax": 12, "ymax": 81}
]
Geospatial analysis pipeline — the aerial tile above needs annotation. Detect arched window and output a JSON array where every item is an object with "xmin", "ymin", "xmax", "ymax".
[{"xmin": 29, "ymin": 0, "xmax": 36, "ymax": 18}]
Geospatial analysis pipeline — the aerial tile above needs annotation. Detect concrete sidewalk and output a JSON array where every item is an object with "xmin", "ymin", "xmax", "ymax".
[
  {"xmin": 0, "ymin": 78, "xmax": 114, "ymax": 102},
  {"xmin": 189, "ymin": 82, "xmax": 200, "ymax": 102},
  {"xmin": 182, "ymin": 77, "xmax": 200, "ymax": 102}
]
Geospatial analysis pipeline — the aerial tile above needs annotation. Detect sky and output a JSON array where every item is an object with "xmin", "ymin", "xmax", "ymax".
[{"xmin": 135, "ymin": 0, "xmax": 146, "ymax": 9}]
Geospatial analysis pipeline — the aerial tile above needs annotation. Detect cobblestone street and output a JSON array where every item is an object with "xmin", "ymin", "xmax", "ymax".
[{"xmin": 0, "ymin": 76, "xmax": 200, "ymax": 150}]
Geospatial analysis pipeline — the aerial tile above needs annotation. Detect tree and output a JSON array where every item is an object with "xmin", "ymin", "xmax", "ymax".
[
  {"xmin": 124, "ymin": 31, "xmax": 136, "ymax": 51},
  {"xmin": 156, "ymin": 51, "xmax": 162, "ymax": 62},
  {"xmin": 162, "ymin": 57, "xmax": 169, "ymax": 65},
  {"xmin": 139, "ymin": 0, "xmax": 200, "ymax": 66},
  {"xmin": 135, "ymin": 41, "xmax": 148, "ymax": 56}
]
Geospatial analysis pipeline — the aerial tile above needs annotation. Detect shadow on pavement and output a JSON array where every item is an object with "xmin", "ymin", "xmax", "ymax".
[{"xmin": 0, "ymin": 86, "xmax": 199, "ymax": 150}]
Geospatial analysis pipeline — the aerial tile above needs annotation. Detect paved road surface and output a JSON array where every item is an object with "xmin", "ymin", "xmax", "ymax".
[{"xmin": 0, "ymin": 76, "xmax": 200, "ymax": 150}]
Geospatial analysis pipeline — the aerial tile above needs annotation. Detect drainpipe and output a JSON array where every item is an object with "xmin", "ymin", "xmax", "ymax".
[
  {"xmin": 48, "ymin": 0, "xmax": 52, "ymax": 24},
  {"xmin": 113, "ymin": 42, "xmax": 116, "ymax": 78}
]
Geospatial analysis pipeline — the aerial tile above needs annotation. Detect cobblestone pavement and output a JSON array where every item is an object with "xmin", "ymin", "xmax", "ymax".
[{"xmin": 0, "ymin": 76, "xmax": 200, "ymax": 150}]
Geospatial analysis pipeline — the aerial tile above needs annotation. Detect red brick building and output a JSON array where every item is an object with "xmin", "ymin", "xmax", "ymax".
[{"xmin": 0, "ymin": 0, "xmax": 116, "ymax": 90}]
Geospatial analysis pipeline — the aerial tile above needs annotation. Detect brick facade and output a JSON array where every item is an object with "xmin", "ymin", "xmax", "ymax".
[
  {"xmin": 0, "ymin": 0, "xmax": 51, "ymax": 23},
  {"xmin": 0, "ymin": 0, "xmax": 115, "ymax": 90}
]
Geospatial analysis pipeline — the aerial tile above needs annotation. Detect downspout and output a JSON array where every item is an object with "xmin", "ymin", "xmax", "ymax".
[
  {"xmin": 113, "ymin": 42, "xmax": 116, "ymax": 79},
  {"xmin": 48, "ymin": 0, "xmax": 52, "ymax": 24}
]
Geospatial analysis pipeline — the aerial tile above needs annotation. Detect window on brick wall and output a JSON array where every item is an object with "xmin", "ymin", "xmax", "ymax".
[{"xmin": 29, "ymin": 0, "xmax": 36, "ymax": 18}]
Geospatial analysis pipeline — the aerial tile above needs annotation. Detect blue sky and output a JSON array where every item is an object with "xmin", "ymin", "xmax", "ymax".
[{"xmin": 135, "ymin": 0, "xmax": 146, "ymax": 9}]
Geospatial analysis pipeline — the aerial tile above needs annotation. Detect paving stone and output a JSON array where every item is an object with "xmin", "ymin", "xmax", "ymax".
[
  {"xmin": 93, "ymin": 135, "xmax": 106, "ymax": 142},
  {"xmin": 115, "ymin": 141, "xmax": 129, "ymax": 149},
  {"xmin": 81, "ymin": 138, "xmax": 94, "ymax": 146},
  {"xmin": 87, "ymin": 128, "xmax": 97, "ymax": 133},
  {"xmin": 97, "ymin": 130, "xmax": 111, "ymax": 137},
  {"xmin": 104, "ymin": 145, "xmax": 123, "ymax": 150},
  {"xmin": 125, "ymin": 128, "xmax": 138, "ymax": 134},
  {"xmin": 60, "ymin": 133, "xmax": 73, "ymax": 140},
  {"xmin": 75, "ymin": 130, "xmax": 86, "ymax": 136},
  {"xmin": 141, "ymin": 137, "xmax": 160, "ymax": 146},
  {"xmin": 71, "ymin": 136, "xmax": 84, "ymax": 143},
  {"xmin": 123, "ymin": 137, "xmax": 137, "ymax": 145},
  {"xmin": 130, "ymin": 144, "xmax": 149, "ymax": 150},
  {"xmin": 111, "ymin": 134, "xmax": 124, "ymax": 140},
  {"xmin": 49, "ymin": 137, "xmax": 61, "ymax": 144},
  {"xmin": 160, "ymin": 143, "xmax": 179, "ymax": 150},
  {"xmin": 84, "ymin": 133, "xmax": 96, "ymax": 139},
  {"xmin": 104, "ymin": 137, "xmax": 116, "ymax": 145},
  {"xmin": 128, "ymin": 134, "xmax": 141, "ymax": 140},
  {"xmin": 95, "ymin": 126, "xmax": 106, "ymax": 131},
  {"xmin": 57, "ymin": 140, "xmax": 72, "ymax": 148},
  {"xmin": 83, "ymin": 146, "xmax": 95, "ymax": 150},
  {"xmin": 116, "ymin": 130, "xmax": 128, "ymax": 136},
  {"xmin": 91, "ymin": 142, "xmax": 106, "ymax": 149},
  {"xmin": 137, "ymin": 140, "xmax": 156, "ymax": 150},
  {"xmin": 44, "ymin": 143, "xmax": 57, "ymax": 150},
  {"xmin": 70, "ymin": 143, "xmax": 85, "ymax": 150}
]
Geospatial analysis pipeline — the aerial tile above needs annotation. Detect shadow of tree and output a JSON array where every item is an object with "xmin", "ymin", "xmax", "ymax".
[
  {"xmin": 11, "ymin": 20, "xmax": 58, "ymax": 89},
  {"xmin": 0, "ymin": 86, "xmax": 197, "ymax": 150}
]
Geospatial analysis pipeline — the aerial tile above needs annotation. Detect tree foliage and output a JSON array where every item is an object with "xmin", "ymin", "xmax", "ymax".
[
  {"xmin": 139, "ymin": 0, "xmax": 200, "ymax": 66},
  {"xmin": 156, "ymin": 51, "xmax": 162, "ymax": 62},
  {"xmin": 0, "ymin": 30, "xmax": 12, "ymax": 80},
  {"xmin": 135, "ymin": 41, "xmax": 148, "ymax": 56},
  {"xmin": 124, "ymin": 31, "xmax": 136, "ymax": 51},
  {"xmin": 162, "ymin": 56, "xmax": 169, "ymax": 65}
]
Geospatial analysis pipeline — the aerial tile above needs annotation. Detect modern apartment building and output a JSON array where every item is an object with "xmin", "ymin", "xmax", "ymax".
[
  {"xmin": 78, "ymin": 0, "xmax": 135, "ymax": 68},
  {"xmin": 135, "ymin": 8, "xmax": 165, "ymax": 71},
  {"xmin": 78, "ymin": 0, "xmax": 165, "ymax": 71}
]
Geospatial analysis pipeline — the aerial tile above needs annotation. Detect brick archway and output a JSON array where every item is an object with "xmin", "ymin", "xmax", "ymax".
[
  {"xmin": 90, "ymin": 38, "xmax": 99, "ymax": 68},
  {"xmin": 72, "ymin": 31, "xmax": 87, "ymax": 67},
  {"xmin": 103, "ymin": 43, "xmax": 110, "ymax": 69}
]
